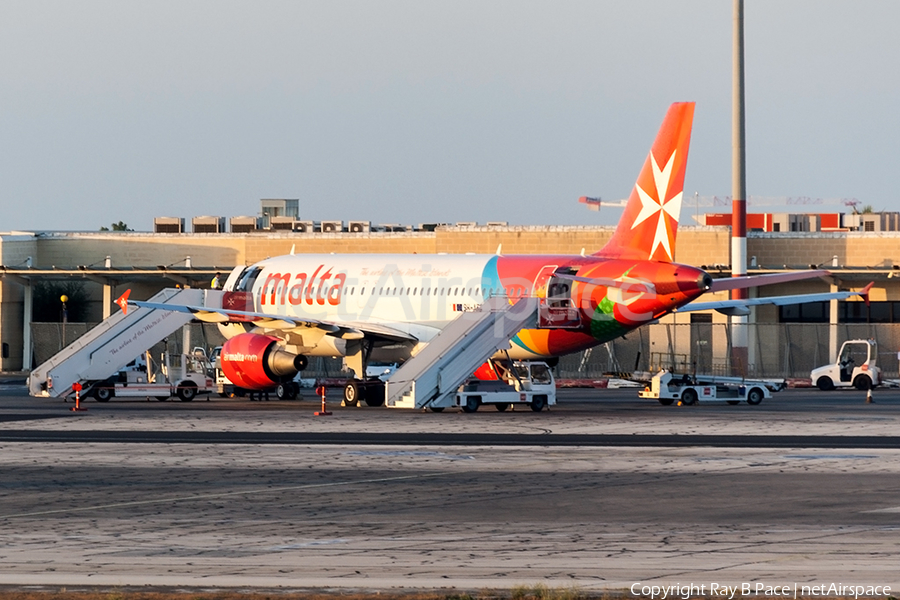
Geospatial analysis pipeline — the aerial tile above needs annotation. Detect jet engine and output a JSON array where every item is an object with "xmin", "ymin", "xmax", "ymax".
[{"xmin": 220, "ymin": 333, "xmax": 308, "ymax": 390}]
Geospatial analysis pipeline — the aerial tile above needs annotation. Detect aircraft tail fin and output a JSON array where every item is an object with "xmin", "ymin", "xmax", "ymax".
[{"xmin": 594, "ymin": 102, "xmax": 695, "ymax": 262}]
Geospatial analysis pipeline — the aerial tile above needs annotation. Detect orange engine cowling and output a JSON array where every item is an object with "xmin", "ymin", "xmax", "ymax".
[{"xmin": 220, "ymin": 333, "xmax": 307, "ymax": 390}]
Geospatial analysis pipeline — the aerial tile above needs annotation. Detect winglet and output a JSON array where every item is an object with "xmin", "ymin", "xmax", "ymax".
[
  {"xmin": 860, "ymin": 282, "xmax": 874, "ymax": 306},
  {"xmin": 115, "ymin": 289, "xmax": 131, "ymax": 315}
]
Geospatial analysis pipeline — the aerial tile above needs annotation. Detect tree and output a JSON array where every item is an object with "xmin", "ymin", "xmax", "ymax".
[{"xmin": 100, "ymin": 221, "xmax": 133, "ymax": 231}]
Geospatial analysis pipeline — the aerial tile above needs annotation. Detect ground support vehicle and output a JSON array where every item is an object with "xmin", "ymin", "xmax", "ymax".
[
  {"xmin": 638, "ymin": 370, "xmax": 771, "ymax": 406},
  {"xmin": 432, "ymin": 360, "xmax": 556, "ymax": 413},
  {"xmin": 811, "ymin": 339, "xmax": 881, "ymax": 391},
  {"xmin": 90, "ymin": 351, "xmax": 214, "ymax": 402}
]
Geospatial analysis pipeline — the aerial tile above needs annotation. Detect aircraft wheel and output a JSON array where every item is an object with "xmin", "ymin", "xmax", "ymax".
[
  {"xmin": 429, "ymin": 407, "xmax": 445, "ymax": 413},
  {"xmin": 495, "ymin": 403, "xmax": 509, "ymax": 412},
  {"xmin": 462, "ymin": 396, "xmax": 481, "ymax": 413},
  {"xmin": 177, "ymin": 382, "xmax": 197, "ymax": 402},
  {"xmin": 343, "ymin": 381, "xmax": 362, "ymax": 406},
  {"xmin": 530, "ymin": 395, "xmax": 547, "ymax": 412},
  {"xmin": 364, "ymin": 393, "xmax": 385, "ymax": 407},
  {"xmin": 658, "ymin": 398, "xmax": 675, "ymax": 406},
  {"xmin": 94, "ymin": 387, "xmax": 113, "ymax": 402},
  {"xmin": 853, "ymin": 375, "xmax": 872, "ymax": 391},
  {"xmin": 747, "ymin": 387, "xmax": 764, "ymax": 405},
  {"xmin": 816, "ymin": 376, "xmax": 835, "ymax": 391},
  {"xmin": 726, "ymin": 400, "xmax": 740, "ymax": 405},
  {"xmin": 681, "ymin": 388, "xmax": 698, "ymax": 405},
  {"xmin": 276, "ymin": 383, "xmax": 292, "ymax": 400}
]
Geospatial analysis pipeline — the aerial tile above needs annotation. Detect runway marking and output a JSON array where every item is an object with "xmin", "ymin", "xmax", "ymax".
[
  {"xmin": 0, "ymin": 472, "xmax": 445, "ymax": 520},
  {"xmin": 346, "ymin": 450, "xmax": 473, "ymax": 460},
  {"xmin": 860, "ymin": 506, "xmax": 900, "ymax": 513},
  {"xmin": 783, "ymin": 454, "xmax": 879, "ymax": 460}
]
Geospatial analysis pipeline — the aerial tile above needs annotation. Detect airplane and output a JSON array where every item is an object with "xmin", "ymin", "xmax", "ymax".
[{"xmin": 119, "ymin": 102, "xmax": 871, "ymax": 406}]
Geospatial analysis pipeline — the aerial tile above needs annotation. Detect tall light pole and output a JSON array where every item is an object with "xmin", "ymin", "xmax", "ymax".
[{"xmin": 732, "ymin": 0, "xmax": 749, "ymax": 374}]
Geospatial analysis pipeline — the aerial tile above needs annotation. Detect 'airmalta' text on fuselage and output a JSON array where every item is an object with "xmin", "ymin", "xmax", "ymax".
[{"xmin": 260, "ymin": 266, "xmax": 347, "ymax": 307}]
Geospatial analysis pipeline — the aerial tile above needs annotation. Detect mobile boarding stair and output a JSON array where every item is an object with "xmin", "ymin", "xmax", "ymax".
[
  {"xmin": 385, "ymin": 296, "xmax": 540, "ymax": 409},
  {"xmin": 28, "ymin": 288, "xmax": 221, "ymax": 398}
]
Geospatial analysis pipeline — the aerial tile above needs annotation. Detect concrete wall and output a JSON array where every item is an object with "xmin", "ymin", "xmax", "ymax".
[
  {"xmin": 2, "ymin": 226, "xmax": 897, "ymax": 372},
  {"xmin": 0, "ymin": 235, "xmax": 38, "ymax": 370},
  {"xmin": 748, "ymin": 231, "xmax": 900, "ymax": 269}
]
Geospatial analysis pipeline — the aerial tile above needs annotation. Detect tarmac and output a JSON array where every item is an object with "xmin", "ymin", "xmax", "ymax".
[{"xmin": 0, "ymin": 387, "xmax": 898, "ymax": 593}]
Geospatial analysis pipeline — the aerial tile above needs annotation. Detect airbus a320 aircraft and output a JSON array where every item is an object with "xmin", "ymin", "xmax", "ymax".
[{"xmin": 121, "ymin": 102, "xmax": 869, "ymax": 405}]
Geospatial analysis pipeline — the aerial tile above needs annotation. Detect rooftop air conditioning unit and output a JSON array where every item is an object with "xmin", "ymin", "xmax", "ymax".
[
  {"xmin": 348, "ymin": 221, "xmax": 371, "ymax": 233},
  {"xmin": 270, "ymin": 216, "xmax": 296, "ymax": 231},
  {"xmin": 321, "ymin": 220, "xmax": 344, "ymax": 233},
  {"xmin": 154, "ymin": 217, "xmax": 185, "ymax": 233},
  {"xmin": 486, "ymin": 221, "xmax": 508, "ymax": 227},
  {"xmin": 294, "ymin": 220, "xmax": 317, "ymax": 233},
  {"xmin": 191, "ymin": 216, "xmax": 225, "ymax": 233},
  {"xmin": 417, "ymin": 223, "xmax": 443, "ymax": 232},
  {"xmin": 230, "ymin": 216, "xmax": 260, "ymax": 233},
  {"xmin": 456, "ymin": 221, "xmax": 477, "ymax": 228}
]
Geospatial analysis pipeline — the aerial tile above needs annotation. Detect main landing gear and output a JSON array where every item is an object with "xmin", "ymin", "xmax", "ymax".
[
  {"xmin": 276, "ymin": 381, "xmax": 301, "ymax": 400},
  {"xmin": 343, "ymin": 379, "xmax": 386, "ymax": 407}
]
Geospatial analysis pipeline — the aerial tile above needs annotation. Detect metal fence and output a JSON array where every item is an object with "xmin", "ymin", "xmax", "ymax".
[
  {"xmin": 31, "ymin": 321, "xmax": 900, "ymax": 381},
  {"xmin": 556, "ymin": 323, "xmax": 898, "ymax": 380},
  {"xmin": 30, "ymin": 322, "xmax": 347, "ymax": 380},
  {"xmin": 30, "ymin": 322, "xmax": 229, "ymax": 369}
]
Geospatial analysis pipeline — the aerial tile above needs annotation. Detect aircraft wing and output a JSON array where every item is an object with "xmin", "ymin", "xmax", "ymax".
[
  {"xmin": 125, "ymin": 298, "xmax": 418, "ymax": 342},
  {"xmin": 676, "ymin": 283, "xmax": 873, "ymax": 316}
]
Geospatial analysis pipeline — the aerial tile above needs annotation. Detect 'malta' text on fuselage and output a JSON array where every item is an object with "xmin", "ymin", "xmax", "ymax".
[{"xmin": 260, "ymin": 266, "xmax": 347, "ymax": 307}]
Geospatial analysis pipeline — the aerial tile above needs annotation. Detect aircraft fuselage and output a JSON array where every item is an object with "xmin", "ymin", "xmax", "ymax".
[{"xmin": 223, "ymin": 253, "xmax": 711, "ymax": 360}]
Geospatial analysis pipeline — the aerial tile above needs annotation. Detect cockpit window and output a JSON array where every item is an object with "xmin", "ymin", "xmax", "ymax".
[{"xmin": 235, "ymin": 266, "xmax": 263, "ymax": 292}]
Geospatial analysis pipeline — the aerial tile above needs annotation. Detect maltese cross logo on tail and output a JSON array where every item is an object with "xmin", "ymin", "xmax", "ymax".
[
  {"xmin": 115, "ymin": 290, "xmax": 131, "ymax": 315},
  {"xmin": 631, "ymin": 150, "xmax": 682, "ymax": 262},
  {"xmin": 592, "ymin": 102, "xmax": 693, "ymax": 263}
]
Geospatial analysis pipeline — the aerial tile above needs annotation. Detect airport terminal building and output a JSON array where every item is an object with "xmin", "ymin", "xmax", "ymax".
[{"xmin": 1, "ymin": 219, "xmax": 898, "ymax": 379}]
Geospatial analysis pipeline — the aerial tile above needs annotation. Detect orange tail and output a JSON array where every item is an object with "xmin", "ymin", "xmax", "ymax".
[{"xmin": 594, "ymin": 102, "xmax": 695, "ymax": 262}]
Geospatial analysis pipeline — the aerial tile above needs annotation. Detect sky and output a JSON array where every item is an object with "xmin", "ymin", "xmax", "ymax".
[{"xmin": 1, "ymin": 1, "xmax": 898, "ymax": 232}]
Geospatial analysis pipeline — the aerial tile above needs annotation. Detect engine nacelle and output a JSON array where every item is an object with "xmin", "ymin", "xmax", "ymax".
[{"xmin": 220, "ymin": 333, "xmax": 307, "ymax": 390}]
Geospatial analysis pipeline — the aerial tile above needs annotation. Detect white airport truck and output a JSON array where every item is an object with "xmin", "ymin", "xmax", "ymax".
[
  {"xmin": 446, "ymin": 360, "xmax": 556, "ymax": 413},
  {"xmin": 811, "ymin": 339, "xmax": 881, "ymax": 391},
  {"xmin": 91, "ymin": 350, "xmax": 214, "ymax": 402},
  {"xmin": 638, "ymin": 370, "xmax": 773, "ymax": 406}
]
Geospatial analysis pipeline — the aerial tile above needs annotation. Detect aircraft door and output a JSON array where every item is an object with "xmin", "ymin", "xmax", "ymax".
[
  {"xmin": 532, "ymin": 265, "xmax": 559, "ymax": 301},
  {"xmin": 223, "ymin": 266, "xmax": 262, "ymax": 312}
]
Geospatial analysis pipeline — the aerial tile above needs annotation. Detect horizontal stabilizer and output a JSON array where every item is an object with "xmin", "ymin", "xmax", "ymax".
[
  {"xmin": 708, "ymin": 270, "xmax": 830, "ymax": 292},
  {"xmin": 677, "ymin": 284, "xmax": 874, "ymax": 314}
]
